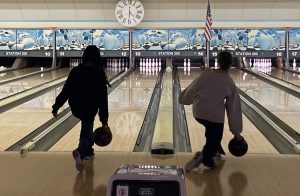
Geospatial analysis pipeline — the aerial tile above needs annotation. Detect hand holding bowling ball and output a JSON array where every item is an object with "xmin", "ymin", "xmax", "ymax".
[
  {"xmin": 94, "ymin": 125, "xmax": 112, "ymax": 147},
  {"xmin": 228, "ymin": 135, "xmax": 248, "ymax": 157}
]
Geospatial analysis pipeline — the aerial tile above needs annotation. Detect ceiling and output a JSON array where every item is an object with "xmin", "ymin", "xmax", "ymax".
[{"xmin": 0, "ymin": 0, "xmax": 299, "ymax": 28}]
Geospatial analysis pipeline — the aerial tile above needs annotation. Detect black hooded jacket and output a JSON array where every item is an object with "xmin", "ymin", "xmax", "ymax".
[{"xmin": 52, "ymin": 63, "xmax": 108, "ymax": 123}]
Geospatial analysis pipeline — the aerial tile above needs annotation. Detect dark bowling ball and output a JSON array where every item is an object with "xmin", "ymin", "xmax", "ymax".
[
  {"xmin": 228, "ymin": 137, "xmax": 248, "ymax": 157},
  {"xmin": 94, "ymin": 126, "xmax": 112, "ymax": 147}
]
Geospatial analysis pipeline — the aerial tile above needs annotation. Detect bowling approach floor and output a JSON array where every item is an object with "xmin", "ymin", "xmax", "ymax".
[
  {"xmin": 1, "ymin": 66, "xmax": 300, "ymax": 195},
  {"xmin": 0, "ymin": 152, "xmax": 299, "ymax": 196}
]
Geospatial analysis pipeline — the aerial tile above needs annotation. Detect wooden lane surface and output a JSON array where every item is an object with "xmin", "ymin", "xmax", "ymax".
[
  {"xmin": 0, "ymin": 70, "xmax": 117, "ymax": 151},
  {"xmin": 49, "ymin": 70, "xmax": 158, "ymax": 152},
  {"xmin": 0, "ymin": 68, "xmax": 70, "ymax": 99},
  {"xmin": 0, "ymin": 67, "xmax": 41, "ymax": 81},
  {"xmin": 230, "ymin": 68, "xmax": 300, "ymax": 135},
  {"xmin": 0, "ymin": 89, "xmax": 68, "ymax": 150},
  {"xmin": 269, "ymin": 67, "xmax": 300, "ymax": 87},
  {"xmin": 178, "ymin": 68, "xmax": 278, "ymax": 154},
  {"xmin": 0, "ymin": 152, "xmax": 299, "ymax": 196}
]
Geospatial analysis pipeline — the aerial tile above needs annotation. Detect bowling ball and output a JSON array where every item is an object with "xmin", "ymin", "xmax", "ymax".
[
  {"xmin": 94, "ymin": 126, "xmax": 112, "ymax": 147},
  {"xmin": 228, "ymin": 137, "xmax": 248, "ymax": 157},
  {"xmin": 166, "ymin": 67, "xmax": 172, "ymax": 73}
]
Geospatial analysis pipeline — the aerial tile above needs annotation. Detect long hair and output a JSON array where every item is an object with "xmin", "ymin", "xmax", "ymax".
[
  {"xmin": 82, "ymin": 45, "xmax": 110, "ymax": 86},
  {"xmin": 82, "ymin": 45, "xmax": 101, "ymax": 65}
]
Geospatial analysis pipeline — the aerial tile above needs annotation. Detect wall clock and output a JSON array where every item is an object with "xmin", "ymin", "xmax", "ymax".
[{"xmin": 115, "ymin": 0, "xmax": 144, "ymax": 27}]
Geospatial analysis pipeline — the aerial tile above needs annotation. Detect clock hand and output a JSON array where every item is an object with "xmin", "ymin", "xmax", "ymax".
[
  {"xmin": 128, "ymin": 7, "xmax": 131, "ymax": 18},
  {"xmin": 129, "ymin": 11, "xmax": 134, "ymax": 17}
]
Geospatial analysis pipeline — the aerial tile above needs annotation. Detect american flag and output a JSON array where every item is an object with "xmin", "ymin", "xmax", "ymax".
[{"xmin": 205, "ymin": 0, "xmax": 212, "ymax": 41}]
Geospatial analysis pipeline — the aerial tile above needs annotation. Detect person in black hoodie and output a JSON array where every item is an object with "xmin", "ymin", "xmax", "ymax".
[{"xmin": 52, "ymin": 45, "xmax": 109, "ymax": 172}]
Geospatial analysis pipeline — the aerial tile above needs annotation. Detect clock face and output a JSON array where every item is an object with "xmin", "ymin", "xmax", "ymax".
[{"xmin": 115, "ymin": 0, "xmax": 144, "ymax": 27}]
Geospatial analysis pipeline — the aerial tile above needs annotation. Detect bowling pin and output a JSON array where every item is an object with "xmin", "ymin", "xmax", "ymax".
[
  {"xmin": 214, "ymin": 58, "xmax": 218, "ymax": 69},
  {"xmin": 142, "ymin": 58, "xmax": 145, "ymax": 67},
  {"xmin": 293, "ymin": 59, "xmax": 296, "ymax": 68}
]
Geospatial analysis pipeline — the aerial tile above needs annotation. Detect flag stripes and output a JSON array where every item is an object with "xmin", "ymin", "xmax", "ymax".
[{"xmin": 205, "ymin": 0, "xmax": 212, "ymax": 41}]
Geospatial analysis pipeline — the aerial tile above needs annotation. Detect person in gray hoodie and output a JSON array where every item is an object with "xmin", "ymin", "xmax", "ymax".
[{"xmin": 179, "ymin": 51, "xmax": 243, "ymax": 171}]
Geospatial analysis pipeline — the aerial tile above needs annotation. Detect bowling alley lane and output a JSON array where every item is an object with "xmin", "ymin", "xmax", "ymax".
[
  {"xmin": 229, "ymin": 68, "xmax": 300, "ymax": 135},
  {"xmin": 0, "ymin": 68, "xmax": 70, "ymax": 99},
  {"xmin": 49, "ymin": 69, "xmax": 159, "ymax": 152},
  {"xmin": 258, "ymin": 67, "xmax": 300, "ymax": 87},
  {"xmin": 0, "ymin": 70, "xmax": 117, "ymax": 151},
  {"xmin": 0, "ymin": 67, "xmax": 44, "ymax": 81},
  {"xmin": 178, "ymin": 68, "xmax": 278, "ymax": 154}
]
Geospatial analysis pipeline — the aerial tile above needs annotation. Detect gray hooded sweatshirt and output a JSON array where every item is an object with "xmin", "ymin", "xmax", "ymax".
[{"xmin": 179, "ymin": 69, "xmax": 242, "ymax": 134}]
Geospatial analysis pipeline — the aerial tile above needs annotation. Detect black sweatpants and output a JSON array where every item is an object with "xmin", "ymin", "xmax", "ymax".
[
  {"xmin": 77, "ymin": 120, "xmax": 94, "ymax": 158},
  {"xmin": 196, "ymin": 118, "xmax": 225, "ymax": 164}
]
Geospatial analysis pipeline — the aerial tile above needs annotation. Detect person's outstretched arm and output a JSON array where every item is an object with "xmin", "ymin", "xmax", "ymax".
[
  {"xmin": 52, "ymin": 70, "xmax": 73, "ymax": 116},
  {"xmin": 179, "ymin": 74, "xmax": 202, "ymax": 105},
  {"xmin": 226, "ymin": 86, "xmax": 243, "ymax": 138},
  {"xmin": 98, "ymin": 84, "xmax": 109, "ymax": 126}
]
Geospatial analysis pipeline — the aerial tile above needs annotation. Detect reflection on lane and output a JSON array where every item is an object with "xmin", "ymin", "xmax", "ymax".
[
  {"xmin": 267, "ymin": 67, "xmax": 300, "ymax": 87},
  {"xmin": 0, "ymin": 69, "xmax": 118, "ymax": 151},
  {"xmin": 49, "ymin": 69, "xmax": 159, "ymax": 152},
  {"xmin": 0, "ymin": 67, "xmax": 43, "ymax": 81},
  {"xmin": 179, "ymin": 68, "xmax": 278, "ymax": 154},
  {"xmin": 0, "ymin": 68, "xmax": 70, "ymax": 99},
  {"xmin": 0, "ymin": 87, "xmax": 67, "ymax": 150},
  {"xmin": 230, "ymin": 68, "xmax": 300, "ymax": 134}
]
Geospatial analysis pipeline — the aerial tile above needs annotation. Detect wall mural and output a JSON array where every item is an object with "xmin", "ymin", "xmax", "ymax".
[
  {"xmin": 0, "ymin": 29, "xmax": 16, "ymax": 50},
  {"xmin": 210, "ymin": 29, "xmax": 248, "ymax": 51},
  {"xmin": 0, "ymin": 28, "xmax": 295, "ymax": 57},
  {"xmin": 247, "ymin": 29, "xmax": 285, "ymax": 51},
  {"xmin": 56, "ymin": 29, "xmax": 93, "ymax": 50},
  {"xmin": 168, "ymin": 29, "xmax": 206, "ymax": 50},
  {"xmin": 56, "ymin": 29, "xmax": 129, "ymax": 51},
  {"xmin": 132, "ymin": 29, "xmax": 168, "ymax": 50},
  {"xmin": 16, "ymin": 29, "xmax": 53, "ymax": 50},
  {"xmin": 93, "ymin": 29, "xmax": 129, "ymax": 50},
  {"xmin": 289, "ymin": 29, "xmax": 300, "ymax": 50},
  {"xmin": 132, "ymin": 29, "xmax": 205, "ymax": 50},
  {"xmin": 210, "ymin": 29, "xmax": 285, "ymax": 51}
]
